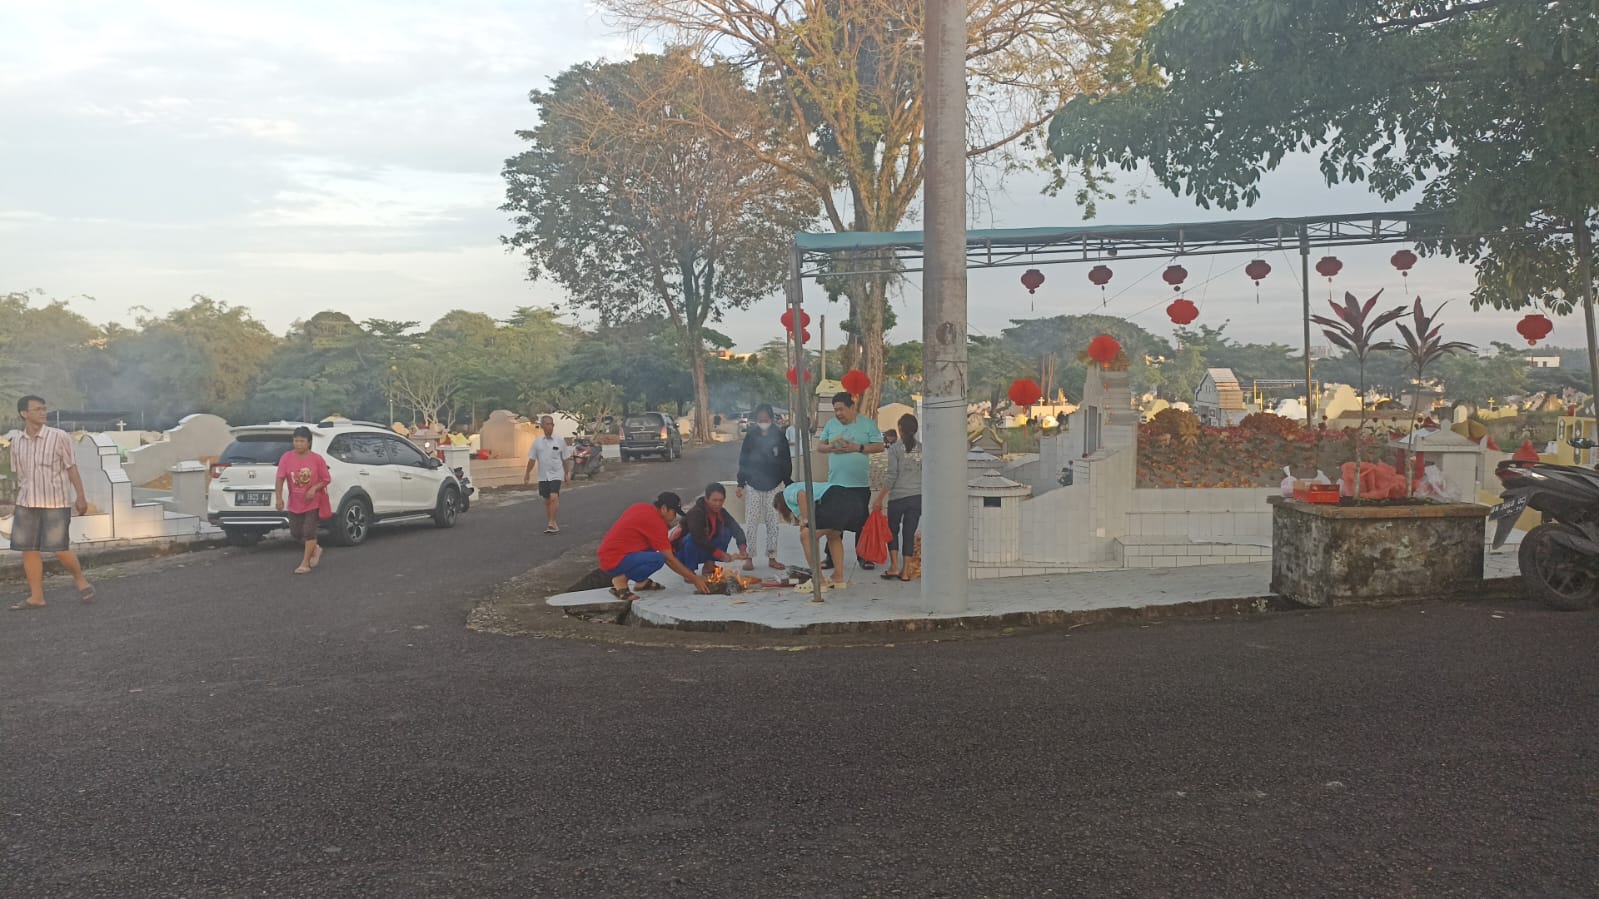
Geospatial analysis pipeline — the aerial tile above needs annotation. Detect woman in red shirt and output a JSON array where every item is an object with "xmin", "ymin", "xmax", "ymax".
[{"xmin": 275, "ymin": 426, "xmax": 332, "ymax": 575}]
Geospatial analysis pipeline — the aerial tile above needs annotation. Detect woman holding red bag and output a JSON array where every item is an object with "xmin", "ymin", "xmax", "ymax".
[{"xmin": 871, "ymin": 413, "xmax": 922, "ymax": 581}]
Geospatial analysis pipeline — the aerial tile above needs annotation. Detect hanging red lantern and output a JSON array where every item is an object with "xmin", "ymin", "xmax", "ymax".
[
  {"xmin": 1007, "ymin": 378, "xmax": 1043, "ymax": 408},
  {"xmin": 1088, "ymin": 265, "xmax": 1113, "ymax": 290},
  {"xmin": 779, "ymin": 308, "xmax": 812, "ymax": 331},
  {"xmin": 1087, "ymin": 334, "xmax": 1121, "ymax": 367},
  {"xmin": 800, "ymin": 328, "xmax": 811, "ymax": 343},
  {"xmin": 1245, "ymin": 259, "xmax": 1271, "ymax": 284},
  {"xmin": 786, "ymin": 367, "xmax": 812, "ymax": 386},
  {"xmin": 1315, "ymin": 256, "xmax": 1343, "ymax": 281},
  {"xmin": 1020, "ymin": 269, "xmax": 1045, "ymax": 294},
  {"xmin": 1162, "ymin": 264, "xmax": 1188, "ymax": 292},
  {"xmin": 1517, "ymin": 313, "xmax": 1553, "ymax": 346},
  {"xmin": 841, "ymin": 369, "xmax": 871, "ymax": 395},
  {"xmin": 1390, "ymin": 249, "xmax": 1418, "ymax": 276},
  {"xmin": 1166, "ymin": 298, "xmax": 1199, "ymax": 326}
]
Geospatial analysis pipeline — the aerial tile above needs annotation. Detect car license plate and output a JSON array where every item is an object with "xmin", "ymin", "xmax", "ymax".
[
  {"xmin": 1489, "ymin": 496, "xmax": 1527, "ymax": 520},
  {"xmin": 235, "ymin": 491, "xmax": 271, "ymax": 507}
]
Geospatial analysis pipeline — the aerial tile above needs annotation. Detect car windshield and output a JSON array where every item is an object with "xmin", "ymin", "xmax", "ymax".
[
  {"xmin": 219, "ymin": 434, "xmax": 296, "ymax": 464},
  {"xmin": 625, "ymin": 416, "xmax": 659, "ymax": 429}
]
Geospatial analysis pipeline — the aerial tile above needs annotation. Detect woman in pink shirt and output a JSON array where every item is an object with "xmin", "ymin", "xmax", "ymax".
[{"xmin": 275, "ymin": 426, "xmax": 332, "ymax": 574}]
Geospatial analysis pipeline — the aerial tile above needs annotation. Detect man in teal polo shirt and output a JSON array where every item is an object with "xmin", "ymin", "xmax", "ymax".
[{"xmin": 818, "ymin": 391, "xmax": 884, "ymax": 569}]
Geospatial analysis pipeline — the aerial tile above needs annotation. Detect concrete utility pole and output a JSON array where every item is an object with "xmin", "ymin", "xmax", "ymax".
[{"xmin": 921, "ymin": 0, "xmax": 969, "ymax": 614}]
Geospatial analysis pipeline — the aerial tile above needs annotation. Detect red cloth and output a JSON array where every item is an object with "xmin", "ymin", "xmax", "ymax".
[
  {"xmin": 598, "ymin": 503, "xmax": 673, "ymax": 571},
  {"xmin": 857, "ymin": 510, "xmax": 891, "ymax": 565}
]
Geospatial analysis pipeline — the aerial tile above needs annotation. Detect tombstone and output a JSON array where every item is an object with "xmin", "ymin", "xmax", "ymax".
[
  {"xmin": 968, "ymin": 473, "xmax": 1031, "ymax": 564},
  {"xmin": 478, "ymin": 410, "xmax": 524, "ymax": 459}
]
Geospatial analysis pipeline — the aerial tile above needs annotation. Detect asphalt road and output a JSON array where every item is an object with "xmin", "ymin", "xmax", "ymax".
[{"xmin": 5, "ymin": 441, "xmax": 1599, "ymax": 897}]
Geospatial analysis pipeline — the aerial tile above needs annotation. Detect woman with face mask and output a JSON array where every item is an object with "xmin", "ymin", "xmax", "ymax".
[{"xmin": 735, "ymin": 402, "xmax": 792, "ymax": 570}]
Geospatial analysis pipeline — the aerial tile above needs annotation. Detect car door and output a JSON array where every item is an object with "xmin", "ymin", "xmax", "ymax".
[
  {"xmin": 346, "ymin": 433, "xmax": 408, "ymax": 515},
  {"xmin": 379, "ymin": 435, "xmax": 442, "ymax": 511}
]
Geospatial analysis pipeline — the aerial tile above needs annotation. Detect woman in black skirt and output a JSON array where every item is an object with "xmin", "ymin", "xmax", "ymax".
[{"xmin": 775, "ymin": 482, "xmax": 860, "ymax": 594}]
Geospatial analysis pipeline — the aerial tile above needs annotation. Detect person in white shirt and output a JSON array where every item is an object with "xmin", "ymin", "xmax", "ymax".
[{"xmin": 523, "ymin": 414, "xmax": 574, "ymax": 534}]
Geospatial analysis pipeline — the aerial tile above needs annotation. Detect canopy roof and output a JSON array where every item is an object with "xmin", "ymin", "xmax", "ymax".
[{"xmin": 793, "ymin": 210, "xmax": 1447, "ymax": 277}]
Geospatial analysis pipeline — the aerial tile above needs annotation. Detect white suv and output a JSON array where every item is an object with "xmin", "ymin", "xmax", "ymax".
[{"xmin": 207, "ymin": 421, "xmax": 466, "ymax": 547}]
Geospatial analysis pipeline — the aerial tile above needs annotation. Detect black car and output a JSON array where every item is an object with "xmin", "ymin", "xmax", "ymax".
[{"xmin": 620, "ymin": 412, "xmax": 683, "ymax": 461}]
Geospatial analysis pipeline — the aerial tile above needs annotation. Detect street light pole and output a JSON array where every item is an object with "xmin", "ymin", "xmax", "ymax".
[{"xmin": 921, "ymin": 0, "xmax": 969, "ymax": 614}]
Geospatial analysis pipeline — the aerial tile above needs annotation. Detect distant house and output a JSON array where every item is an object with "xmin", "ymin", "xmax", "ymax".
[
  {"xmin": 1527, "ymin": 355, "xmax": 1561, "ymax": 369},
  {"xmin": 1194, "ymin": 368, "xmax": 1248, "ymax": 426}
]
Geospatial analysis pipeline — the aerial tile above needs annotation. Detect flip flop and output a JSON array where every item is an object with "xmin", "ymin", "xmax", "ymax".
[
  {"xmin": 293, "ymin": 566, "xmax": 311, "ymax": 575},
  {"xmin": 78, "ymin": 584, "xmax": 96, "ymax": 603},
  {"xmin": 9, "ymin": 601, "xmax": 45, "ymax": 611},
  {"xmin": 609, "ymin": 586, "xmax": 639, "ymax": 602},
  {"xmin": 544, "ymin": 526, "xmax": 559, "ymax": 535},
  {"xmin": 635, "ymin": 579, "xmax": 666, "ymax": 591},
  {"xmin": 879, "ymin": 572, "xmax": 901, "ymax": 580},
  {"xmin": 767, "ymin": 558, "xmax": 785, "ymax": 570}
]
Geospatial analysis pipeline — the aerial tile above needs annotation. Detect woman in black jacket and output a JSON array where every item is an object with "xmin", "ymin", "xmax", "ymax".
[{"xmin": 735, "ymin": 403, "xmax": 792, "ymax": 570}]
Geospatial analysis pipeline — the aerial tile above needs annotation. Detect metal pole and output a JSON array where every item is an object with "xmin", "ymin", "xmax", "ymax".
[
  {"xmin": 787, "ymin": 247, "xmax": 825, "ymax": 606},
  {"xmin": 1300, "ymin": 227, "xmax": 1315, "ymax": 424},
  {"xmin": 1576, "ymin": 219, "xmax": 1599, "ymax": 419},
  {"xmin": 820, "ymin": 315, "xmax": 827, "ymax": 382},
  {"xmin": 921, "ymin": 0, "xmax": 969, "ymax": 614}
]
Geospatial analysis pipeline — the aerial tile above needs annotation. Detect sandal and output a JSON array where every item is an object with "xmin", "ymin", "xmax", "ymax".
[
  {"xmin": 634, "ymin": 579, "xmax": 666, "ymax": 591},
  {"xmin": 294, "ymin": 566, "xmax": 311, "ymax": 575},
  {"xmin": 879, "ymin": 572, "xmax": 901, "ymax": 580},
  {"xmin": 78, "ymin": 584, "xmax": 97, "ymax": 602},
  {"xmin": 9, "ymin": 601, "xmax": 45, "ymax": 611},
  {"xmin": 544, "ymin": 526, "xmax": 559, "ymax": 535},
  {"xmin": 609, "ymin": 586, "xmax": 639, "ymax": 602},
  {"xmin": 767, "ymin": 558, "xmax": 785, "ymax": 570}
]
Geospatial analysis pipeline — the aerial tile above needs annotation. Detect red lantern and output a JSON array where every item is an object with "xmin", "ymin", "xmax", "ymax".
[
  {"xmin": 786, "ymin": 367, "xmax": 813, "ymax": 386},
  {"xmin": 779, "ymin": 308, "xmax": 812, "ymax": 330},
  {"xmin": 1315, "ymin": 256, "xmax": 1343, "ymax": 281},
  {"xmin": 1390, "ymin": 249, "xmax": 1418, "ymax": 276},
  {"xmin": 1245, "ymin": 259, "xmax": 1271, "ymax": 284},
  {"xmin": 799, "ymin": 328, "xmax": 811, "ymax": 343},
  {"xmin": 1166, "ymin": 298, "xmax": 1199, "ymax": 326},
  {"xmin": 841, "ymin": 369, "xmax": 871, "ymax": 395},
  {"xmin": 1020, "ymin": 269, "xmax": 1045, "ymax": 294},
  {"xmin": 1088, "ymin": 265, "xmax": 1113, "ymax": 289},
  {"xmin": 1162, "ymin": 264, "xmax": 1188, "ymax": 292},
  {"xmin": 1517, "ymin": 313, "xmax": 1553, "ymax": 346},
  {"xmin": 1087, "ymin": 334, "xmax": 1121, "ymax": 367},
  {"xmin": 1007, "ymin": 378, "xmax": 1043, "ymax": 408}
]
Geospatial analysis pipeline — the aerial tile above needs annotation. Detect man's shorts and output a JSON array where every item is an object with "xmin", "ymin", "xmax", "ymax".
[
  {"xmin": 605, "ymin": 551, "xmax": 667, "ymax": 585},
  {"xmin": 9, "ymin": 506, "xmax": 71, "ymax": 553},
  {"xmin": 538, "ymin": 480, "xmax": 562, "ymax": 499}
]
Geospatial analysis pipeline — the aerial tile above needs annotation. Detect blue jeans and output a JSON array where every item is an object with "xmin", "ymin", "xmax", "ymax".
[
  {"xmin": 675, "ymin": 530, "xmax": 733, "ymax": 570},
  {"xmin": 606, "ymin": 551, "xmax": 666, "ymax": 584}
]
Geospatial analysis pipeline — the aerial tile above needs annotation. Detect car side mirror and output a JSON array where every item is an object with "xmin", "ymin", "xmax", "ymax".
[{"xmin": 426, "ymin": 456, "xmax": 443, "ymax": 469}]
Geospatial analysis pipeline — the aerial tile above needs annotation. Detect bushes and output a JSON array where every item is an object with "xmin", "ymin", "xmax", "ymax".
[
  {"xmin": 1237, "ymin": 412, "xmax": 1301, "ymax": 439},
  {"xmin": 1149, "ymin": 408, "xmax": 1201, "ymax": 446}
]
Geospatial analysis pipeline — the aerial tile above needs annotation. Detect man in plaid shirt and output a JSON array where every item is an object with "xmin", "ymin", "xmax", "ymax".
[{"xmin": 8, "ymin": 395, "xmax": 94, "ymax": 610}]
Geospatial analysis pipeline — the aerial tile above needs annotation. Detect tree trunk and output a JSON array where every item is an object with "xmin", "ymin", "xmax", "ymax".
[
  {"xmin": 689, "ymin": 345, "xmax": 712, "ymax": 443},
  {"xmin": 854, "ymin": 275, "xmax": 888, "ymax": 416}
]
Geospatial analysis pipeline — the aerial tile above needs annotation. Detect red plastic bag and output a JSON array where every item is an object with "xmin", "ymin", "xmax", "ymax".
[{"xmin": 858, "ymin": 510, "xmax": 890, "ymax": 565}]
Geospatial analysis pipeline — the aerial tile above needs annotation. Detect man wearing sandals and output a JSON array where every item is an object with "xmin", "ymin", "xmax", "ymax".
[
  {"xmin": 523, "ymin": 414, "xmax": 572, "ymax": 535},
  {"xmin": 598, "ymin": 492, "xmax": 710, "ymax": 601},
  {"xmin": 8, "ymin": 395, "xmax": 95, "ymax": 611}
]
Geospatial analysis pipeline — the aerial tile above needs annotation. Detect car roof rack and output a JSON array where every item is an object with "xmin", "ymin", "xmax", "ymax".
[{"xmin": 317, "ymin": 420, "xmax": 393, "ymax": 430}]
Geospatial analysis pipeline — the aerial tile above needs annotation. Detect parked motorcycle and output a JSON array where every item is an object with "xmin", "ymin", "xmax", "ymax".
[
  {"xmin": 452, "ymin": 466, "xmax": 476, "ymax": 513},
  {"xmin": 571, "ymin": 438, "xmax": 604, "ymax": 480},
  {"xmin": 1492, "ymin": 437, "xmax": 1599, "ymax": 610}
]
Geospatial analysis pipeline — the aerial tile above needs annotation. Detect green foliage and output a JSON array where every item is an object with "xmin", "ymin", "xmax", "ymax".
[
  {"xmin": 0, "ymin": 290, "xmax": 101, "ymax": 416},
  {"xmin": 997, "ymin": 313, "xmax": 1169, "ymax": 399},
  {"xmin": 1049, "ymin": 0, "xmax": 1599, "ymax": 315},
  {"xmin": 1437, "ymin": 342, "xmax": 1529, "ymax": 407}
]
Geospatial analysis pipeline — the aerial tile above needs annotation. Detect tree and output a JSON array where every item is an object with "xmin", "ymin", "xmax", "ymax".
[
  {"xmin": 97, "ymin": 296, "xmax": 277, "ymax": 425},
  {"xmin": 1395, "ymin": 299, "xmax": 1473, "ymax": 493},
  {"xmin": 503, "ymin": 51, "xmax": 816, "ymax": 441},
  {"xmin": 1311, "ymin": 290, "xmax": 1408, "ymax": 500},
  {"xmin": 0, "ymin": 290, "xmax": 102, "ymax": 417},
  {"xmin": 998, "ymin": 313, "xmax": 1169, "ymax": 400},
  {"xmin": 1049, "ymin": 1, "xmax": 1599, "ymax": 366},
  {"xmin": 1437, "ymin": 342, "xmax": 1529, "ymax": 409},
  {"xmin": 601, "ymin": 0, "xmax": 1162, "ymax": 414}
]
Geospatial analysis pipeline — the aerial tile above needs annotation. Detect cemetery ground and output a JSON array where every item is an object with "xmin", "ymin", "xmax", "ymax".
[{"xmin": 4, "ymin": 443, "xmax": 1599, "ymax": 896}]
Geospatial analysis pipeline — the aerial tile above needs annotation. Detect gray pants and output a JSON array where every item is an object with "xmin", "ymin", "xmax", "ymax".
[{"xmin": 744, "ymin": 487, "xmax": 781, "ymax": 558}]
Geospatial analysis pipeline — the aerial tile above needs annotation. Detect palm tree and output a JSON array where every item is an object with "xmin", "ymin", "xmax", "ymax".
[{"xmin": 1311, "ymin": 290, "xmax": 1407, "ymax": 501}]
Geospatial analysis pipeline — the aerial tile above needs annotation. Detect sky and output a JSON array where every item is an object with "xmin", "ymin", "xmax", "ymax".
[{"xmin": 0, "ymin": 0, "xmax": 1539, "ymax": 354}]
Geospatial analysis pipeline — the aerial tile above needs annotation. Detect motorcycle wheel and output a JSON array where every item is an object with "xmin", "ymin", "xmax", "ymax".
[{"xmin": 1519, "ymin": 524, "xmax": 1599, "ymax": 611}]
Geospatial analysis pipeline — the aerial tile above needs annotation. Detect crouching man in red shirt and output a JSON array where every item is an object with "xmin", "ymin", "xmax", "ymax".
[{"xmin": 598, "ymin": 492, "xmax": 710, "ymax": 601}]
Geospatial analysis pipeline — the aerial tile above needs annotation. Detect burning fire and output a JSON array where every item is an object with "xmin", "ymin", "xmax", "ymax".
[{"xmin": 704, "ymin": 567, "xmax": 763, "ymax": 593}]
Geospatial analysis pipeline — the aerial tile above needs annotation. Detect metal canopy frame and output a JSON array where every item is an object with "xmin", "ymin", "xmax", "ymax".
[{"xmin": 793, "ymin": 210, "xmax": 1446, "ymax": 279}]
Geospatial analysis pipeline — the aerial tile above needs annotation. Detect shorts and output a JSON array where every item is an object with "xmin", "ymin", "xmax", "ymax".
[
  {"xmin": 9, "ymin": 506, "xmax": 71, "ymax": 553},
  {"xmin": 812, "ymin": 489, "xmax": 866, "ymax": 533},
  {"xmin": 538, "ymin": 480, "xmax": 562, "ymax": 498},
  {"xmin": 287, "ymin": 509, "xmax": 321, "ymax": 543}
]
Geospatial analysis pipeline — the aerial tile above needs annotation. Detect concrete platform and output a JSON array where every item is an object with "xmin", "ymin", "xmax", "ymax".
[{"xmin": 548, "ymin": 524, "xmax": 1525, "ymax": 635}]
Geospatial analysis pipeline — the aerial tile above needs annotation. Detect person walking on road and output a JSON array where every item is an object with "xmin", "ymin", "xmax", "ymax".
[
  {"xmin": 275, "ymin": 425, "xmax": 331, "ymax": 575},
  {"xmin": 817, "ymin": 391, "xmax": 882, "ymax": 570},
  {"xmin": 599, "ymin": 492, "xmax": 710, "ymax": 601},
  {"xmin": 523, "ymin": 414, "xmax": 573, "ymax": 534},
  {"xmin": 735, "ymin": 403, "xmax": 790, "ymax": 571},
  {"xmin": 7, "ymin": 395, "xmax": 95, "ymax": 610},
  {"xmin": 872, "ymin": 413, "xmax": 922, "ymax": 581}
]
